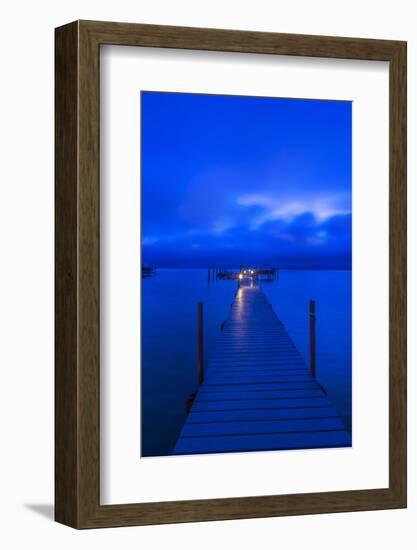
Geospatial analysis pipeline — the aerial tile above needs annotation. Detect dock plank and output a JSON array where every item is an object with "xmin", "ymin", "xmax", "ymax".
[
  {"xmin": 195, "ymin": 389, "xmax": 325, "ymax": 400},
  {"xmin": 174, "ymin": 430, "xmax": 351, "ymax": 455},
  {"xmin": 191, "ymin": 397, "xmax": 331, "ymax": 411},
  {"xmin": 187, "ymin": 406, "xmax": 339, "ymax": 423},
  {"xmin": 181, "ymin": 417, "xmax": 346, "ymax": 437}
]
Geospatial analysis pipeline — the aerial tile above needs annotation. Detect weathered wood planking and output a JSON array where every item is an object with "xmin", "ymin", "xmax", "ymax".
[{"xmin": 173, "ymin": 284, "xmax": 351, "ymax": 455}]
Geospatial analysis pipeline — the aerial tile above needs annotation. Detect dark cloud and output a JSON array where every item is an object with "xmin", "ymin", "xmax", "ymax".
[{"xmin": 143, "ymin": 213, "xmax": 352, "ymax": 269}]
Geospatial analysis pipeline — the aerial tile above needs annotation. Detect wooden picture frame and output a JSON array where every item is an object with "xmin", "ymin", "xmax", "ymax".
[{"xmin": 55, "ymin": 20, "xmax": 407, "ymax": 528}]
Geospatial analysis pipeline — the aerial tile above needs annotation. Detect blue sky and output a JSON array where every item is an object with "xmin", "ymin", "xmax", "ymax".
[{"xmin": 141, "ymin": 92, "xmax": 351, "ymax": 268}]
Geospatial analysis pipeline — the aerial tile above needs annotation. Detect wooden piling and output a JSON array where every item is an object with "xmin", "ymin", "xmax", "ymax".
[
  {"xmin": 309, "ymin": 300, "xmax": 316, "ymax": 377},
  {"xmin": 197, "ymin": 301, "xmax": 204, "ymax": 384}
]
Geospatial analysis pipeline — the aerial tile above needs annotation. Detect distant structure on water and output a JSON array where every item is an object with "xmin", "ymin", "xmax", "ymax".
[
  {"xmin": 142, "ymin": 264, "xmax": 156, "ymax": 277},
  {"xmin": 210, "ymin": 265, "xmax": 278, "ymax": 283}
]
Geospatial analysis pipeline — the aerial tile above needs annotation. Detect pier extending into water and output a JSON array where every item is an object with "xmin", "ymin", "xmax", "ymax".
[{"xmin": 173, "ymin": 279, "xmax": 351, "ymax": 455}]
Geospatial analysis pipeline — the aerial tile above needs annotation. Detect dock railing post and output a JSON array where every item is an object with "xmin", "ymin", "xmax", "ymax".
[
  {"xmin": 309, "ymin": 300, "xmax": 316, "ymax": 377},
  {"xmin": 197, "ymin": 301, "xmax": 204, "ymax": 384}
]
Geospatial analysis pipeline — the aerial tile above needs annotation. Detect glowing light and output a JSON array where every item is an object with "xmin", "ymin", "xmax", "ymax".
[
  {"xmin": 238, "ymin": 273, "xmax": 243, "ymax": 280},
  {"xmin": 250, "ymin": 270, "xmax": 254, "ymax": 275}
]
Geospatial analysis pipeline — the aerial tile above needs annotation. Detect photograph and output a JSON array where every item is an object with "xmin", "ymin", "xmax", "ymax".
[
  {"xmin": 141, "ymin": 91, "xmax": 352, "ymax": 457},
  {"xmin": 0, "ymin": 0, "xmax": 408, "ymax": 538}
]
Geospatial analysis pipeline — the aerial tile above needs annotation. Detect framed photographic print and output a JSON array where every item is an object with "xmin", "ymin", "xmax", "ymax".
[{"xmin": 55, "ymin": 20, "xmax": 407, "ymax": 528}]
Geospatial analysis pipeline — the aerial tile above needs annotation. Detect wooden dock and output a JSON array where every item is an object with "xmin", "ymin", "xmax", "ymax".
[{"xmin": 173, "ymin": 283, "xmax": 351, "ymax": 455}]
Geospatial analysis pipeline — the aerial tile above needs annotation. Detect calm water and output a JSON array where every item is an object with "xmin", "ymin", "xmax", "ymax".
[{"xmin": 141, "ymin": 269, "xmax": 352, "ymax": 457}]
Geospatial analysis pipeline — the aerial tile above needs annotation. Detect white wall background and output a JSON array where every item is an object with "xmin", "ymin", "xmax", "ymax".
[{"xmin": 0, "ymin": 0, "xmax": 415, "ymax": 547}]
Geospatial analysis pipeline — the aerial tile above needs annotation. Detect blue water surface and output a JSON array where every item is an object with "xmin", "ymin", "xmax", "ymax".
[{"xmin": 141, "ymin": 269, "xmax": 351, "ymax": 457}]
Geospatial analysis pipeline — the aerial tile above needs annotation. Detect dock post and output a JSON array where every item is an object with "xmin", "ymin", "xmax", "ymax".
[
  {"xmin": 309, "ymin": 300, "xmax": 316, "ymax": 377},
  {"xmin": 197, "ymin": 302, "xmax": 204, "ymax": 384}
]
